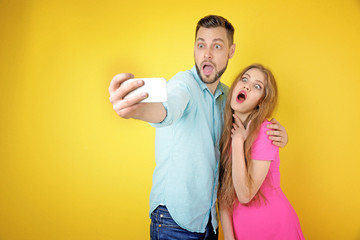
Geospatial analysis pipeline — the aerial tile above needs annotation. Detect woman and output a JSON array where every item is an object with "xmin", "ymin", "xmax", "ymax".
[{"xmin": 218, "ymin": 64, "xmax": 304, "ymax": 239}]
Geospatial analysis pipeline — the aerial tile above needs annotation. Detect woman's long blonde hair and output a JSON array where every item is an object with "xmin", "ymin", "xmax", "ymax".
[{"xmin": 218, "ymin": 64, "xmax": 278, "ymax": 210}]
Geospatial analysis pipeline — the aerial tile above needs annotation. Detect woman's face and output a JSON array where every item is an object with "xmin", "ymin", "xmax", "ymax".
[{"xmin": 230, "ymin": 68, "xmax": 266, "ymax": 119}]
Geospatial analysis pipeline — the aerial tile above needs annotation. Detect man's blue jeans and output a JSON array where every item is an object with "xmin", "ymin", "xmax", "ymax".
[{"xmin": 150, "ymin": 205, "xmax": 218, "ymax": 240}]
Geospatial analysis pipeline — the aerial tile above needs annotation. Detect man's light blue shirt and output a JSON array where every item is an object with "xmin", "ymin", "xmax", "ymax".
[{"xmin": 149, "ymin": 66, "xmax": 228, "ymax": 233}]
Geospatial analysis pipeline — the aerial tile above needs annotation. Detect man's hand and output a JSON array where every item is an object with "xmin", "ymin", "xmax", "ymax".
[
  {"xmin": 108, "ymin": 73, "xmax": 148, "ymax": 119},
  {"xmin": 266, "ymin": 118, "xmax": 288, "ymax": 148}
]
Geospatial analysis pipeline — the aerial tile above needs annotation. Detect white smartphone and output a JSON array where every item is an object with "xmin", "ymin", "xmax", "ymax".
[{"xmin": 123, "ymin": 77, "xmax": 167, "ymax": 103}]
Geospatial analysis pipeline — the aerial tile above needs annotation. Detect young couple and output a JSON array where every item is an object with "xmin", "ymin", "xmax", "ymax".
[{"xmin": 109, "ymin": 15, "xmax": 304, "ymax": 240}]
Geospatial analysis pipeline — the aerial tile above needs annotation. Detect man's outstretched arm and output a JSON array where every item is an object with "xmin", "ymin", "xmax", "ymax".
[{"xmin": 108, "ymin": 73, "xmax": 166, "ymax": 123}]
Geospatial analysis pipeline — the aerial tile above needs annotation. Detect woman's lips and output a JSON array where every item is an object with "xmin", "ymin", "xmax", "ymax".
[{"xmin": 236, "ymin": 90, "xmax": 247, "ymax": 103}]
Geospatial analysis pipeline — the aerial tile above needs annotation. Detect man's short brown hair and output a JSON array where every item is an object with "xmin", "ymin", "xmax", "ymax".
[{"xmin": 196, "ymin": 15, "xmax": 235, "ymax": 45}]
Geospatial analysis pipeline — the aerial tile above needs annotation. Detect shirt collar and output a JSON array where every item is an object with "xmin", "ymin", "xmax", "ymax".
[{"xmin": 190, "ymin": 66, "xmax": 225, "ymax": 98}]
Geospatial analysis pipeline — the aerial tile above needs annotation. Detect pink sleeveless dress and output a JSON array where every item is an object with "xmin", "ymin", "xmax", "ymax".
[{"xmin": 232, "ymin": 120, "xmax": 305, "ymax": 239}]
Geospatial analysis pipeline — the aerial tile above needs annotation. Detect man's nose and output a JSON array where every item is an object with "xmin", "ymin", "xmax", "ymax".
[{"xmin": 204, "ymin": 48, "xmax": 213, "ymax": 59}]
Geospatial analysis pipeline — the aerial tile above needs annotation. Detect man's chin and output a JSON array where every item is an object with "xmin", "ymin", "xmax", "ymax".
[
  {"xmin": 203, "ymin": 75, "xmax": 219, "ymax": 84},
  {"xmin": 195, "ymin": 64, "xmax": 220, "ymax": 84}
]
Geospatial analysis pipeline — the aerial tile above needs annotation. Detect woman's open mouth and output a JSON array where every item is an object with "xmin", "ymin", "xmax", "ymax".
[{"xmin": 236, "ymin": 90, "xmax": 247, "ymax": 103}]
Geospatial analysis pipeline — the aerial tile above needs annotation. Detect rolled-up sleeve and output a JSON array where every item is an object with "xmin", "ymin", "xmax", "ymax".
[{"xmin": 149, "ymin": 72, "xmax": 191, "ymax": 128}]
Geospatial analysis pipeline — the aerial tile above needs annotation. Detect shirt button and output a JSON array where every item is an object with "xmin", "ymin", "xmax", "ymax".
[
  {"xmin": 160, "ymin": 214, "xmax": 163, "ymax": 218},
  {"xmin": 158, "ymin": 224, "xmax": 162, "ymax": 227}
]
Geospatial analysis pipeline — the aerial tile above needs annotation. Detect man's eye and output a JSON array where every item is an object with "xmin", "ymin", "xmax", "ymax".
[
  {"xmin": 198, "ymin": 44, "xmax": 205, "ymax": 48},
  {"xmin": 215, "ymin": 45, "xmax": 221, "ymax": 49}
]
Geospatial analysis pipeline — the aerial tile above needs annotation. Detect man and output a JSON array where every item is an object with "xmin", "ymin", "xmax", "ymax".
[{"xmin": 109, "ymin": 15, "xmax": 287, "ymax": 239}]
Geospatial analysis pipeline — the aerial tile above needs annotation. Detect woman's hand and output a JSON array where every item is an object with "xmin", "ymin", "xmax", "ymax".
[{"xmin": 231, "ymin": 114, "xmax": 251, "ymax": 143}]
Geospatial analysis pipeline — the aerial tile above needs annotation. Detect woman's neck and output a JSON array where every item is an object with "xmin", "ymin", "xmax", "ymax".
[{"xmin": 233, "ymin": 111, "xmax": 250, "ymax": 126}]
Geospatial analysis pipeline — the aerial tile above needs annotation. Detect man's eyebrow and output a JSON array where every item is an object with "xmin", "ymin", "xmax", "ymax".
[
  {"xmin": 213, "ymin": 38, "xmax": 225, "ymax": 43},
  {"xmin": 196, "ymin": 38, "xmax": 225, "ymax": 43}
]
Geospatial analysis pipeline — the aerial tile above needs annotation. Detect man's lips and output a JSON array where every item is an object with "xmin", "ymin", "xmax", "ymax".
[
  {"xmin": 236, "ymin": 90, "xmax": 247, "ymax": 103},
  {"xmin": 202, "ymin": 62, "xmax": 215, "ymax": 76}
]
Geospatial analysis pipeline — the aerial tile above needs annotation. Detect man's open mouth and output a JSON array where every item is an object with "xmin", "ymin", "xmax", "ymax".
[{"xmin": 202, "ymin": 63, "xmax": 214, "ymax": 76}]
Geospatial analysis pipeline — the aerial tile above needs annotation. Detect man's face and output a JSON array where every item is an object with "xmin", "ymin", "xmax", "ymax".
[{"xmin": 194, "ymin": 27, "xmax": 235, "ymax": 85}]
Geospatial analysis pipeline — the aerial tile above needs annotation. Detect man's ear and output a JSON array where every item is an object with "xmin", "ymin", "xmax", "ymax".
[{"xmin": 229, "ymin": 44, "xmax": 236, "ymax": 59}]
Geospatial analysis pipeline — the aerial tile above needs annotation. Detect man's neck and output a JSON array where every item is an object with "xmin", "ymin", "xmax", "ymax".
[{"xmin": 206, "ymin": 80, "xmax": 220, "ymax": 95}]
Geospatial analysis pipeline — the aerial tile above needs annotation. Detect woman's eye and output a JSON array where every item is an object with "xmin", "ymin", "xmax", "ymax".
[
  {"xmin": 255, "ymin": 84, "xmax": 262, "ymax": 90},
  {"xmin": 242, "ymin": 77, "xmax": 248, "ymax": 82}
]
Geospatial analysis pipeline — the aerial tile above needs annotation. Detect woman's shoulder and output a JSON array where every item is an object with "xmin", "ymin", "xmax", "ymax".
[
  {"xmin": 257, "ymin": 120, "xmax": 272, "ymax": 136},
  {"xmin": 252, "ymin": 119, "xmax": 278, "ymax": 160}
]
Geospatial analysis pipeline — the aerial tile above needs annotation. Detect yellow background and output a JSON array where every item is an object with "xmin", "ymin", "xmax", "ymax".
[{"xmin": 1, "ymin": 0, "xmax": 359, "ymax": 239}]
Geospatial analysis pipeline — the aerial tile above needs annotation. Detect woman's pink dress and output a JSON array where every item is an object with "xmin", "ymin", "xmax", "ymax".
[{"xmin": 232, "ymin": 120, "xmax": 305, "ymax": 239}]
